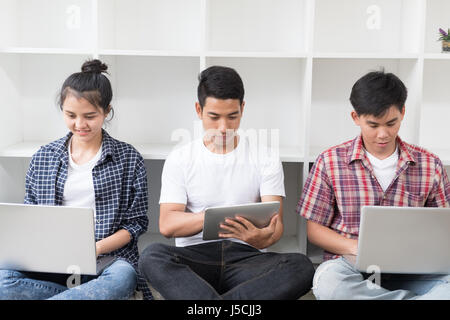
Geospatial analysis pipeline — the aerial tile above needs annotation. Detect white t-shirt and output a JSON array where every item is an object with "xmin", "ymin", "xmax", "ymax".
[
  {"xmin": 365, "ymin": 147, "xmax": 399, "ymax": 192},
  {"xmin": 63, "ymin": 138, "xmax": 102, "ymax": 217},
  {"xmin": 159, "ymin": 136, "xmax": 285, "ymax": 247}
]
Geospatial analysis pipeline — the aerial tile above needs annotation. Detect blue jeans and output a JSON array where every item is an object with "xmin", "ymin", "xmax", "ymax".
[
  {"xmin": 138, "ymin": 240, "xmax": 315, "ymax": 300},
  {"xmin": 313, "ymin": 257, "xmax": 450, "ymax": 300},
  {"xmin": 0, "ymin": 259, "xmax": 137, "ymax": 300}
]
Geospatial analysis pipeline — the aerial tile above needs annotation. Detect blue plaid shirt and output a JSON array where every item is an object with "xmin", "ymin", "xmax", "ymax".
[{"xmin": 24, "ymin": 129, "xmax": 152, "ymax": 299}]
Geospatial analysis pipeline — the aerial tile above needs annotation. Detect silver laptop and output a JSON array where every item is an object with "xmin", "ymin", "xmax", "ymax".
[
  {"xmin": 0, "ymin": 203, "xmax": 115, "ymax": 276},
  {"xmin": 344, "ymin": 206, "xmax": 450, "ymax": 274},
  {"xmin": 203, "ymin": 201, "xmax": 280, "ymax": 240}
]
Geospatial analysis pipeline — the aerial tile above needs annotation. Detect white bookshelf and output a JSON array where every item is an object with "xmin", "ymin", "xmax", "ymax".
[
  {"xmin": 207, "ymin": 0, "xmax": 309, "ymax": 53},
  {"xmin": 424, "ymin": 0, "xmax": 450, "ymax": 55},
  {"xmin": 419, "ymin": 58, "xmax": 450, "ymax": 160},
  {"xmin": 0, "ymin": 0, "xmax": 95, "ymax": 50},
  {"xmin": 98, "ymin": 0, "xmax": 203, "ymax": 54},
  {"xmin": 1, "ymin": 0, "xmax": 450, "ymax": 265}
]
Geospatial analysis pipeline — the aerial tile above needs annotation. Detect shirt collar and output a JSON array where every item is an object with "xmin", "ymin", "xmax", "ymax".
[
  {"xmin": 99, "ymin": 129, "xmax": 116, "ymax": 162},
  {"xmin": 51, "ymin": 129, "xmax": 116, "ymax": 163},
  {"xmin": 347, "ymin": 135, "xmax": 416, "ymax": 165}
]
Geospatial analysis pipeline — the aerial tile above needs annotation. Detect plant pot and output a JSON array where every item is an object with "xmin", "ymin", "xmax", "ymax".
[{"xmin": 443, "ymin": 41, "xmax": 450, "ymax": 53}]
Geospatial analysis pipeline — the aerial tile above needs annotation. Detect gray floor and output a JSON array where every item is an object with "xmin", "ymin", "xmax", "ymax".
[
  {"xmin": 145, "ymin": 286, "xmax": 317, "ymax": 300},
  {"xmin": 299, "ymin": 290, "xmax": 316, "ymax": 300},
  {"xmin": 146, "ymin": 285, "xmax": 317, "ymax": 300}
]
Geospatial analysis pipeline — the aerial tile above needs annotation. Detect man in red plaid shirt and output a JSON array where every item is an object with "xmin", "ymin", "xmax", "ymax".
[{"xmin": 297, "ymin": 70, "xmax": 450, "ymax": 299}]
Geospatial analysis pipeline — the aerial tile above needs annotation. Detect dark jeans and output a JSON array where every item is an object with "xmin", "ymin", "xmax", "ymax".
[{"xmin": 138, "ymin": 240, "xmax": 314, "ymax": 300}]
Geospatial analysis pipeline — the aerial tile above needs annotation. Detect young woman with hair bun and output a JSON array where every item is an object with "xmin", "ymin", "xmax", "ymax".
[{"xmin": 0, "ymin": 59, "xmax": 151, "ymax": 300}]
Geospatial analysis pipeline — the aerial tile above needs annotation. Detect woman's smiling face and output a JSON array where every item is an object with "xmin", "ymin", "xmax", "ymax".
[{"xmin": 62, "ymin": 93, "xmax": 108, "ymax": 144}]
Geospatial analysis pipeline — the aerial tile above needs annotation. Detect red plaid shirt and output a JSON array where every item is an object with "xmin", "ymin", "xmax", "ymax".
[{"xmin": 297, "ymin": 135, "xmax": 450, "ymax": 261}]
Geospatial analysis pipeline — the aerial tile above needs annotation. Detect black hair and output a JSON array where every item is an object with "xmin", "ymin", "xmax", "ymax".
[
  {"xmin": 349, "ymin": 70, "xmax": 407, "ymax": 117},
  {"xmin": 197, "ymin": 66, "xmax": 244, "ymax": 108},
  {"xmin": 58, "ymin": 59, "xmax": 114, "ymax": 119}
]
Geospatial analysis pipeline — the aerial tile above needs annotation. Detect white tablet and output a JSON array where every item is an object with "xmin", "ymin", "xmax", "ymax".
[{"xmin": 202, "ymin": 201, "xmax": 281, "ymax": 241}]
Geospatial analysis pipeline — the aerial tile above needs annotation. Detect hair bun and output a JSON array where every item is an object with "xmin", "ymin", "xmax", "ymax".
[{"xmin": 81, "ymin": 59, "xmax": 108, "ymax": 74}]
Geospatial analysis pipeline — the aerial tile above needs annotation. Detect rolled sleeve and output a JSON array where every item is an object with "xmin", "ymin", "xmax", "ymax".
[
  {"xmin": 121, "ymin": 157, "xmax": 149, "ymax": 247},
  {"xmin": 425, "ymin": 158, "xmax": 450, "ymax": 207},
  {"xmin": 24, "ymin": 155, "xmax": 37, "ymax": 205},
  {"xmin": 297, "ymin": 155, "xmax": 335, "ymax": 227}
]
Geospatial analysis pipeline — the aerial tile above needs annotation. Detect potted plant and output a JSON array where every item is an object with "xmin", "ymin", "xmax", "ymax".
[{"xmin": 438, "ymin": 28, "xmax": 450, "ymax": 53}]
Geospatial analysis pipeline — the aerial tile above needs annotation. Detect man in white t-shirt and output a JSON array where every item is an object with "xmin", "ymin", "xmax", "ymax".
[{"xmin": 139, "ymin": 66, "xmax": 314, "ymax": 300}]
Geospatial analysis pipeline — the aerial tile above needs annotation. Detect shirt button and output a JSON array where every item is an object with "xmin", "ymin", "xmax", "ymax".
[{"xmin": 97, "ymin": 219, "xmax": 102, "ymax": 224}]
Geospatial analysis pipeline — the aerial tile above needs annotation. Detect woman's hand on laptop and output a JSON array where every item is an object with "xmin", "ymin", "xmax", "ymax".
[
  {"xmin": 218, "ymin": 214, "xmax": 279, "ymax": 249},
  {"xmin": 95, "ymin": 229, "xmax": 132, "ymax": 258}
]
